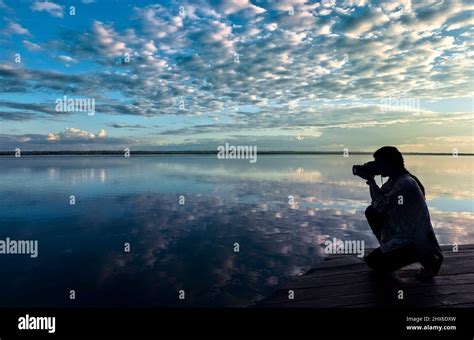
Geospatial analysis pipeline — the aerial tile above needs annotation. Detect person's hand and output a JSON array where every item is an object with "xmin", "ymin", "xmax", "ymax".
[{"xmin": 366, "ymin": 177, "xmax": 376, "ymax": 185}]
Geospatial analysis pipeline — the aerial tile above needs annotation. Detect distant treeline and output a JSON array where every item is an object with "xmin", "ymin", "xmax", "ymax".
[{"xmin": 0, "ymin": 150, "xmax": 472, "ymax": 156}]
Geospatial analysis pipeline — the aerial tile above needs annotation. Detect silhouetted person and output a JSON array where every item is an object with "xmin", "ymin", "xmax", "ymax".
[{"xmin": 362, "ymin": 146, "xmax": 443, "ymax": 280}]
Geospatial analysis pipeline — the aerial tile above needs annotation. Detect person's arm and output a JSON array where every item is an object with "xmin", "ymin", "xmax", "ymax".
[
  {"xmin": 367, "ymin": 177, "xmax": 392, "ymax": 213},
  {"xmin": 366, "ymin": 177, "xmax": 381, "ymax": 202},
  {"xmin": 369, "ymin": 178, "xmax": 406, "ymax": 214}
]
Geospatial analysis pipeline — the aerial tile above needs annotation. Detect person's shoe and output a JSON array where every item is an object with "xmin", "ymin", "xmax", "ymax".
[{"xmin": 415, "ymin": 254, "xmax": 443, "ymax": 281}]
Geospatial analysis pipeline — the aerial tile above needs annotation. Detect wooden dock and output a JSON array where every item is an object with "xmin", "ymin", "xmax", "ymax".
[{"xmin": 256, "ymin": 244, "xmax": 474, "ymax": 308}]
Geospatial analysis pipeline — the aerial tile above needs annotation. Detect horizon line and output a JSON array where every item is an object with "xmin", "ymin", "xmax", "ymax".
[{"xmin": 0, "ymin": 150, "xmax": 472, "ymax": 156}]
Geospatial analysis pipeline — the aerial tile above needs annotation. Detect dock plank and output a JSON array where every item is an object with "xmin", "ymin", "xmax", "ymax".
[{"xmin": 256, "ymin": 245, "xmax": 474, "ymax": 308}]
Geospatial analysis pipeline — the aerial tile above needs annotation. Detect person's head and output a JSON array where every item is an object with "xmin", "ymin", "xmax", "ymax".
[{"xmin": 373, "ymin": 146, "xmax": 405, "ymax": 178}]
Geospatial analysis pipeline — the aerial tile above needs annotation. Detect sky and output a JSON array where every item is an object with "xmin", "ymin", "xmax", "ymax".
[{"xmin": 0, "ymin": 0, "xmax": 473, "ymax": 152}]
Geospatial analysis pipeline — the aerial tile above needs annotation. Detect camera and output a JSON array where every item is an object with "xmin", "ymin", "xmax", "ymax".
[{"xmin": 352, "ymin": 161, "xmax": 381, "ymax": 180}]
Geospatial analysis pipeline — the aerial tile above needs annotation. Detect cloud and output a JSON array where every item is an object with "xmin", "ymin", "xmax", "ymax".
[
  {"xmin": 0, "ymin": 100, "xmax": 63, "ymax": 120},
  {"xmin": 214, "ymin": 0, "xmax": 265, "ymax": 15},
  {"xmin": 3, "ymin": 22, "xmax": 30, "ymax": 36},
  {"xmin": 107, "ymin": 123, "xmax": 148, "ymax": 129},
  {"xmin": 270, "ymin": 0, "xmax": 310, "ymax": 12},
  {"xmin": 57, "ymin": 55, "xmax": 78, "ymax": 63},
  {"xmin": 49, "ymin": 127, "xmax": 108, "ymax": 142},
  {"xmin": 0, "ymin": 111, "xmax": 37, "ymax": 121},
  {"xmin": 78, "ymin": 20, "xmax": 131, "ymax": 58},
  {"xmin": 0, "ymin": 129, "xmax": 138, "ymax": 150},
  {"xmin": 23, "ymin": 40, "xmax": 41, "ymax": 51},
  {"xmin": 31, "ymin": 1, "xmax": 64, "ymax": 18},
  {"xmin": 47, "ymin": 132, "xmax": 60, "ymax": 141},
  {"xmin": 342, "ymin": 7, "xmax": 389, "ymax": 37},
  {"xmin": 446, "ymin": 14, "xmax": 474, "ymax": 31},
  {"xmin": 0, "ymin": 64, "xmax": 93, "ymax": 96},
  {"xmin": 408, "ymin": 0, "xmax": 463, "ymax": 32}
]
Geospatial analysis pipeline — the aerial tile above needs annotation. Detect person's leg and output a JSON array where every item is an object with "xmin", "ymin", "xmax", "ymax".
[
  {"xmin": 365, "ymin": 243, "xmax": 417, "ymax": 273},
  {"xmin": 381, "ymin": 243, "xmax": 418, "ymax": 272},
  {"xmin": 416, "ymin": 249, "xmax": 444, "ymax": 281},
  {"xmin": 363, "ymin": 247, "xmax": 385, "ymax": 271},
  {"xmin": 365, "ymin": 205, "xmax": 383, "ymax": 243}
]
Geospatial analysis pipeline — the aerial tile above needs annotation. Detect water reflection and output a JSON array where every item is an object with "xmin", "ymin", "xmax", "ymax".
[{"xmin": 0, "ymin": 155, "xmax": 472, "ymax": 307}]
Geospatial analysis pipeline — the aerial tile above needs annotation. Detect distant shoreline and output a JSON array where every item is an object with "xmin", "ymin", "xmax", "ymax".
[{"xmin": 0, "ymin": 151, "xmax": 472, "ymax": 156}]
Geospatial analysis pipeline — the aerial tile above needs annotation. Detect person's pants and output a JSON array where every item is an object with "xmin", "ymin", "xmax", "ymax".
[{"xmin": 364, "ymin": 205, "xmax": 418, "ymax": 272}]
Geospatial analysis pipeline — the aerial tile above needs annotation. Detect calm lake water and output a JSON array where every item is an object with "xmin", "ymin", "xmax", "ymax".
[{"xmin": 0, "ymin": 155, "xmax": 472, "ymax": 307}]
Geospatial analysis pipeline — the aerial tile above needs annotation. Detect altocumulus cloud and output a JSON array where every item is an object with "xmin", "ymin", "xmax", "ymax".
[
  {"xmin": 31, "ymin": 1, "xmax": 64, "ymax": 18},
  {"xmin": 0, "ymin": 0, "xmax": 472, "ymax": 151}
]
